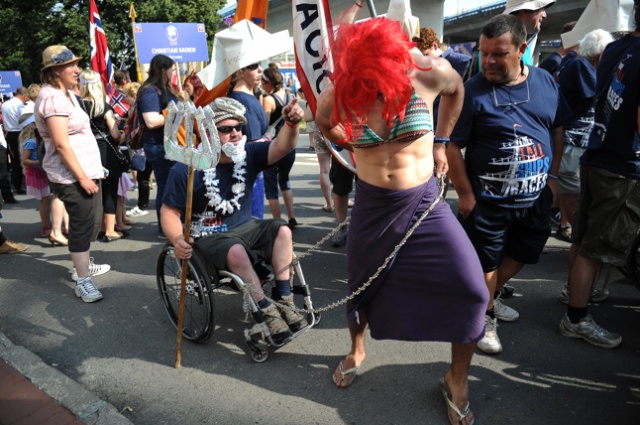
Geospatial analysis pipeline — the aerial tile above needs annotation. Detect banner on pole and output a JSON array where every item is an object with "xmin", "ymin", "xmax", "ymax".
[
  {"xmin": 0, "ymin": 71, "xmax": 23, "ymax": 94},
  {"xmin": 133, "ymin": 23, "xmax": 209, "ymax": 64},
  {"xmin": 292, "ymin": 0, "xmax": 334, "ymax": 115}
]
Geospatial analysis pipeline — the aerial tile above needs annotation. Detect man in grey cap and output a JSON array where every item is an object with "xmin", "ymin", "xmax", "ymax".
[
  {"xmin": 503, "ymin": 0, "xmax": 556, "ymax": 66},
  {"xmin": 161, "ymin": 96, "xmax": 308, "ymax": 344}
]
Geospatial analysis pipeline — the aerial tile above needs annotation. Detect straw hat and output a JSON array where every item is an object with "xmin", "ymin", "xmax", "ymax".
[
  {"xmin": 386, "ymin": 0, "xmax": 420, "ymax": 40},
  {"xmin": 503, "ymin": 0, "xmax": 556, "ymax": 15},
  {"xmin": 197, "ymin": 20, "xmax": 291, "ymax": 90},
  {"xmin": 211, "ymin": 97, "xmax": 248, "ymax": 125},
  {"xmin": 41, "ymin": 45, "xmax": 82, "ymax": 70}
]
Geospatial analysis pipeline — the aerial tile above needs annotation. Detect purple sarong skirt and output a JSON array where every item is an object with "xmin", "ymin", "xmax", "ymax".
[{"xmin": 346, "ymin": 177, "xmax": 488, "ymax": 343}]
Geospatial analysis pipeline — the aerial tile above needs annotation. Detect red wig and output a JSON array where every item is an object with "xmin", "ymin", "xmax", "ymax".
[
  {"xmin": 184, "ymin": 72, "xmax": 204, "ymax": 101},
  {"xmin": 331, "ymin": 17, "xmax": 416, "ymax": 143}
]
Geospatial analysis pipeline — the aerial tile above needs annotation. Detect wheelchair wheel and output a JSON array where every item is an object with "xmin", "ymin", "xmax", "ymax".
[
  {"xmin": 626, "ymin": 232, "xmax": 640, "ymax": 292},
  {"xmin": 157, "ymin": 245, "xmax": 215, "ymax": 343}
]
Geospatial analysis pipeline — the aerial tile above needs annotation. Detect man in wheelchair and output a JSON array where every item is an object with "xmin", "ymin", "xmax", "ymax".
[{"xmin": 160, "ymin": 97, "xmax": 307, "ymax": 344}]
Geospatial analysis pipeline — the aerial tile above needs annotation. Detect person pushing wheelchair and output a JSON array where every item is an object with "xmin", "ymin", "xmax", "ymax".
[{"xmin": 160, "ymin": 96, "xmax": 307, "ymax": 344}]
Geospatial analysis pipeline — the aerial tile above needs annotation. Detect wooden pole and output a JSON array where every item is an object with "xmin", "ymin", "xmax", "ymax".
[
  {"xmin": 175, "ymin": 166, "xmax": 195, "ymax": 368},
  {"xmin": 129, "ymin": 3, "xmax": 143, "ymax": 82}
]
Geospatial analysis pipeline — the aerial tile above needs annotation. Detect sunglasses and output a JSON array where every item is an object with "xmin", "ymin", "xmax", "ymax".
[
  {"xmin": 217, "ymin": 124, "xmax": 243, "ymax": 134},
  {"xmin": 245, "ymin": 63, "xmax": 260, "ymax": 71}
]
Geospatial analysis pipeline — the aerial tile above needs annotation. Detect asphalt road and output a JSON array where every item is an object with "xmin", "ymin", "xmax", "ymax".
[{"xmin": 1, "ymin": 135, "xmax": 639, "ymax": 424}]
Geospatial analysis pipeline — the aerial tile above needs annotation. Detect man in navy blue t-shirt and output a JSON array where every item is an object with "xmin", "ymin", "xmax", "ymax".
[
  {"xmin": 449, "ymin": 14, "xmax": 568, "ymax": 355},
  {"xmin": 558, "ymin": 3, "xmax": 640, "ymax": 349},
  {"xmin": 161, "ymin": 97, "xmax": 308, "ymax": 344},
  {"xmin": 553, "ymin": 30, "xmax": 613, "ymax": 245}
]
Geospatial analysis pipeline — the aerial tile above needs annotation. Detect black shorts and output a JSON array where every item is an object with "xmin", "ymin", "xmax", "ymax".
[
  {"xmin": 194, "ymin": 219, "xmax": 287, "ymax": 278},
  {"xmin": 330, "ymin": 156, "xmax": 355, "ymax": 196},
  {"xmin": 52, "ymin": 180, "xmax": 103, "ymax": 253},
  {"xmin": 574, "ymin": 165, "xmax": 640, "ymax": 266},
  {"xmin": 458, "ymin": 186, "xmax": 552, "ymax": 272}
]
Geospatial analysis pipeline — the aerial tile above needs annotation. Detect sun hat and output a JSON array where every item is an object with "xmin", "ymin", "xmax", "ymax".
[
  {"xmin": 503, "ymin": 0, "xmax": 556, "ymax": 15},
  {"xmin": 18, "ymin": 103, "xmax": 36, "ymax": 129},
  {"xmin": 197, "ymin": 20, "xmax": 291, "ymax": 90},
  {"xmin": 386, "ymin": 0, "xmax": 420, "ymax": 40},
  {"xmin": 211, "ymin": 97, "xmax": 248, "ymax": 125},
  {"xmin": 41, "ymin": 45, "xmax": 82, "ymax": 70}
]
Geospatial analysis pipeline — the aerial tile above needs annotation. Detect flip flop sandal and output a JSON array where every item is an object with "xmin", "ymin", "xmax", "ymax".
[
  {"xmin": 322, "ymin": 205, "xmax": 334, "ymax": 213},
  {"xmin": 439, "ymin": 378, "xmax": 475, "ymax": 425},
  {"xmin": 333, "ymin": 360, "xmax": 358, "ymax": 388}
]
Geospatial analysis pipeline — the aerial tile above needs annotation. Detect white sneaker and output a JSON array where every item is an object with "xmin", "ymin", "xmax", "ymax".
[
  {"xmin": 477, "ymin": 315, "xmax": 502, "ymax": 354},
  {"xmin": 494, "ymin": 298, "xmax": 520, "ymax": 322},
  {"xmin": 71, "ymin": 257, "xmax": 111, "ymax": 281},
  {"xmin": 559, "ymin": 314, "xmax": 622, "ymax": 348},
  {"xmin": 126, "ymin": 206, "xmax": 148, "ymax": 217},
  {"xmin": 75, "ymin": 277, "xmax": 103, "ymax": 303}
]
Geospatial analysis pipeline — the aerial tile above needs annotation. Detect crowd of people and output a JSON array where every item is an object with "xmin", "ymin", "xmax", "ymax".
[{"xmin": 1, "ymin": 0, "xmax": 639, "ymax": 423}]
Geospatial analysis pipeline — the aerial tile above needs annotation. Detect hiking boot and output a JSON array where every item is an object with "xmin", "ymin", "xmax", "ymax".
[
  {"xmin": 71, "ymin": 257, "xmax": 111, "ymax": 281},
  {"xmin": 477, "ymin": 315, "xmax": 502, "ymax": 354},
  {"xmin": 0, "ymin": 239, "xmax": 29, "ymax": 254},
  {"xmin": 75, "ymin": 277, "xmax": 103, "ymax": 303},
  {"xmin": 558, "ymin": 284, "xmax": 610, "ymax": 305},
  {"xmin": 261, "ymin": 303, "xmax": 293, "ymax": 343},
  {"xmin": 277, "ymin": 294, "xmax": 308, "ymax": 332},
  {"xmin": 559, "ymin": 314, "xmax": 622, "ymax": 348},
  {"xmin": 331, "ymin": 223, "xmax": 348, "ymax": 247},
  {"xmin": 494, "ymin": 298, "xmax": 519, "ymax": 322}
]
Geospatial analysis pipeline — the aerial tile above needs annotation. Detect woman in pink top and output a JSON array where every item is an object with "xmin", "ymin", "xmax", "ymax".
[{"xmin": 34, "ymin": 45, "xmax": 110, "ymax": 303}]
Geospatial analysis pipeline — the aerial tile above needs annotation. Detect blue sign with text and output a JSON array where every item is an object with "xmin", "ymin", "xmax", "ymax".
[
  {"xmin": 0, "ymin": 71, "xmax": 23, "ymax": 94},
  {"xmin": 133, "ymin": 23, "xmax": 209, "ymax": 64}
]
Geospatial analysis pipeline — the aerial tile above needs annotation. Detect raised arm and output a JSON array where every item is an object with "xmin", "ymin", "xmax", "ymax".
[{"xmin": 267, "ymin": 98, "xmax": 303, "ymax": 165}]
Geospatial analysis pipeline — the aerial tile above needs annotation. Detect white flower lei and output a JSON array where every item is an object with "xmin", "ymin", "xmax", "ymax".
[{"xmin": 203, "ymin": 137, "xmax": 247, "ymax": 215}]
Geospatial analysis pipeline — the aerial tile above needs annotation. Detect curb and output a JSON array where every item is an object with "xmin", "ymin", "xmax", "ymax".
[{"xmin": 0, "ymin": 332, "xmax": 134, "ymax": 425}]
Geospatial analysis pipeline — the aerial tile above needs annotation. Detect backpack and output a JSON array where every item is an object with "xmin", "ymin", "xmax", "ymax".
[{"xmin": 123, "ymin": 101, "xmax": 144, "ymax": 150}]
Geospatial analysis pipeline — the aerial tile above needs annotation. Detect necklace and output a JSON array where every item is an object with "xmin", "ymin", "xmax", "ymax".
[{"xmin": 203, "ymin": 139, "xmax": 247, "ymax": 215}]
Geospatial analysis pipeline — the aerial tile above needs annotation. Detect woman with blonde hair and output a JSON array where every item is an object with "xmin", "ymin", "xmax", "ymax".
[
  {"xmin": 19, "ymin": 111, "xmax": 51, "ymax": 236},
  {"xmin": 78, "ymin": 69, "xmax": 126, "ymax": 241},
  {"xmin": 34, "ymin": 45, "xmax": 110, "ymax": 302}
]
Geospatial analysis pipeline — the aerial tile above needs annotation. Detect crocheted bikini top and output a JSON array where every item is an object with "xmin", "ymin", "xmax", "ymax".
[{"xmin": 349, "ymin": 92, "xmax": 433, "ymax": 148}]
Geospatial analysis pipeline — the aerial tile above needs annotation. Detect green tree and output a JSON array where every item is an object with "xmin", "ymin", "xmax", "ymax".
[{"xmin": 0, "ymin": 0, "xmax": 225, "ymax": 87}]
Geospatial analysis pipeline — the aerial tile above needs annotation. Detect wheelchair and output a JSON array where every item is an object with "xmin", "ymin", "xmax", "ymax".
[{"xmin": 156, "ymin": 241, "xmax": 320, "ymax": 363}]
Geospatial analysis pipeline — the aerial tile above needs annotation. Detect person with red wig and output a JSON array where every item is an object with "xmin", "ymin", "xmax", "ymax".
[{"xmin": 316, "ymin": 15, "xmax": 487, "ymax": 425}]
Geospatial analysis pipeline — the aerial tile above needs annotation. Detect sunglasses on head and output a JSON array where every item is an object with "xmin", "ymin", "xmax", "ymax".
[
  {"xmin": 217, "ymin": 124, "xmax": 243, "ymax": 134},
  {"xmin": 245, "ymin": 63, "xmax": 260, "ymax": 71}
]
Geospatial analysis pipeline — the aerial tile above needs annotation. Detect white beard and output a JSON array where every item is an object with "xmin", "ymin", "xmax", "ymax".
[{"xmin": 221, "ymin": 136, "xmax": 247, "ymax": 158}]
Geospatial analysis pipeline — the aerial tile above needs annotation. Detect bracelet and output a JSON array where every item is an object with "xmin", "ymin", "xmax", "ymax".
[
  {"xmin": 354, "ymin": 2, "xmax": 363, "ymax": 7},
  {"xmin": 433, "ymin": 137, "xmax": 450, "ymax": 148},
  {"xmin": 548, "ymin": 173, "xmax": 558, "ymax": 180},
  {"xmin": 285, "ymin": 121, "xmax": 299, "ymax": 129}
]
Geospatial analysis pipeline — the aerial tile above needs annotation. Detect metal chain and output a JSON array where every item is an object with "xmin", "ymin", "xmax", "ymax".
[{"xmin": 246, "ymin": 176, "xmax": 447, "ymax": 314}]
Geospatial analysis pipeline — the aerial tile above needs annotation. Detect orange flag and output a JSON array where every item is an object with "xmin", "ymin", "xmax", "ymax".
[{"xmin": 195, "ymin": 0, "xmax": 269, "ymax": 108}]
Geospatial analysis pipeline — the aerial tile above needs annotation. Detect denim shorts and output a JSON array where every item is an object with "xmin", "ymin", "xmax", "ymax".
[{"xmin": 458, "ymin": 186, "xmax": 553, "ymax": 272}]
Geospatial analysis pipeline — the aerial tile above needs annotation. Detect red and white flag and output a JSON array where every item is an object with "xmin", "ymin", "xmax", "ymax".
[
  {"xmin": 292, "ymin": 0, "xmax": 334, "ymax": 115},
  {"xmin": 90, "ymin": 0, "xmax": 113, "ymax": 97}
]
